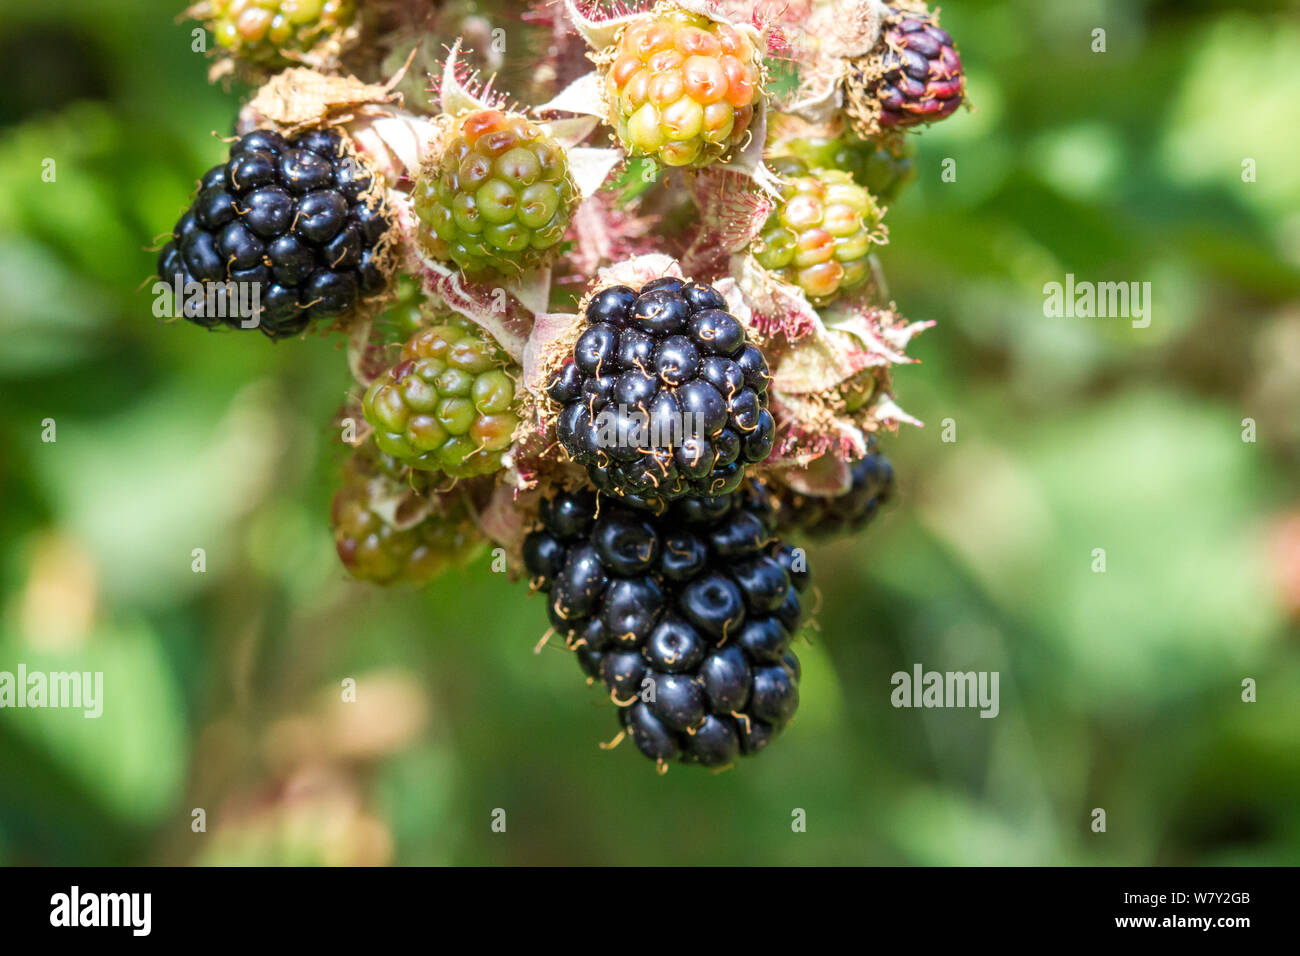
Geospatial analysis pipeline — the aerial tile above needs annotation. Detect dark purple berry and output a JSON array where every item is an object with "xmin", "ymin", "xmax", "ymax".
[
  {"xmin": 575, "ymin": 323, "xmax": 620, "ymax": 376},
  {"xmin": 632, "ymin": 289, "xmax": 688, "ymax": 336},
  {"xmin": 688, "ymin": 309, "xmax": 744, "ymax": 356},
  {"xmin": 680, "ymin": 279, "xmax": 726, "ymax": 312},
  {"xmin": 679, "ymin": 572, "xmax": 746, "ymax": 641},
  {"xmin": 240, "ymin": 186, "xmax": 294, "ymax": 238},
  {"xmin": 279, "ymin": 148, "xmax": 334, "ymax": 194},
  {"xmin": 647, "ymin": 672, "xmax": 706, "ymax": 732},
  {"xmin": 295, "ymin": 189, "xmax": 348, "ymax": 244},
  {"xmin": 623, "ymin": 702, "xmax": 678, "ymax": 761},
  {"xmin": 587, "ymin": 285, "xmax": 638, "ymax": 325},
  {"xmin": 751, "ymin": 664, "xmax": 799, "ymax": 727},
  {"xmin": 644, "ymin": 616, "xmax": 707, "ymax": 673},
  {"xmin": 680, "ymin": 714, "xmax": 739, "ymax": 766}
]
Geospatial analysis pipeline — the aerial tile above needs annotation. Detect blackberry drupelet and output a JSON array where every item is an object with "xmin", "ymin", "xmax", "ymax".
[
  {"xmin": 523, "ymin": 481, "xmax": 808, "ymax": 770},
  {"xmin": 156, "ymin": 126, "xmax": 390, "ymax": 339},
  {"xmin": 775, "ymin": 447, "xmax": 895, "ymax": 538},
  {"xmin": 548, "ymin": 277, "xmax": 776, "ymax": 507}
]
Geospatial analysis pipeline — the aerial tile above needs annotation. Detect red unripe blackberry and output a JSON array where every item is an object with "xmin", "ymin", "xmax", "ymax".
[
  {"xmin": 850, "ymin": 4, "xmax": 965, "ymax": 131},
  {"xmin": 202, "ymin": 0, "xmax": 356, "ymax": 67},
  {"xmin": 751, "ymin": 157, "xmax": 884, "ymax": 306}
]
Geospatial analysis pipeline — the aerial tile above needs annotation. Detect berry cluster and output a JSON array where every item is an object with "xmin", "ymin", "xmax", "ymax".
[
  {"xmin": 775, "ymin": 449, "xmax": 895, "ymax": 538},
  {"xmin": 362, "ymin": 317, "xmax": 520, "ymax": 478},
  {"xmin": 524, "ymin": 483, "xmax": 807, "ymax": 768},
  {"xmin": 152, "ymin": 0, "xmax": 958, "ymax": 775},
  {"xmin": 414, "ymin": 109, "xmax": 576, "ymax": 276},
  {"xmin": 549, "ymin": 277, "xmax": 776, "ymax": 508},
  {"xmin": 156, "ymin": 127, "xmax": 389, "ymax": 339},
  {"xmin": 752, "ymin": 157, "xmax": 884, "ymax": 306},
  {"xmin": 605, "ymin": 8, "xmax": 760, "ymax": 168}
]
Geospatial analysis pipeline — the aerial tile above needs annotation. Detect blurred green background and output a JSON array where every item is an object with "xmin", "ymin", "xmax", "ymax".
[{"xmin": 1, "ymin": 0, "xmax": 1298, "ymax": 865}]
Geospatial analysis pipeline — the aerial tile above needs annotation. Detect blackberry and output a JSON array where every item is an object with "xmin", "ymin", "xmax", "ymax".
[
  {"xmin": 604, "ymin": 7, "xmax": 761, "ymax": 168},
  {"xmin": 751, "ymin": 157, "xmax": 883, "ymax": 306},
  {"xmin": 414, "ymin": 109, "xmax": 576, "ymax": 277},
  {"xmin": 549, "ymin": 277, "xmax": 776, "ymax": 507},
  {"xmin": 331, "ymin": 450, "xmax": 484, "ymax": 584},
  {"xmin": 849, "ymin": 4, "xmax": 965, "ymax": 131},
  {"xmin": 202, "ymin": 0, "xmax": 356, "ymax": 67},
  {"xmin": 775, "ymin": 448, "xmax": 895, "ymax": 538},
  {"xmin": 362, "ymin": 317, "xmax": 520, "ymax": 477},
  {"xmin": 155, "ymin": 126, "xmax": 390, "ymax": 339},
  {"xmin": 523, "ymin": 481, "xmax": 808, "ymax": 770}
]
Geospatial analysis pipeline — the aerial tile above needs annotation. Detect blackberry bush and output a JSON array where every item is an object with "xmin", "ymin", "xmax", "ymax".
[
  {"xmin": 362, "ymin": 317, "xmax": 521, "ymax": 477},
  {"xmin": 524, "ymin": 482, "xmax": 807, "ymax": 769},
  {"xmin": 156, "ymin": 126, "xmax": 390, "ymax": 339},
  {"xmin": 604, "ymin": 7, "xmax": 761, "ymax": 168},
  {"xmin": 414, "ymin": 109, "xmax": 576, "ymax": 277},
  {"xmin": 548, "ymin": 277, "xmax": 775, "ymax": 507},
  {"xmin": 751, "ymin": 157, "xmax": 884, "ymax": 305}
]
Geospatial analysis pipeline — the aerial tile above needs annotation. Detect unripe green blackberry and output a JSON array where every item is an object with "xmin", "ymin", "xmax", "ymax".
[
  {"xmin": 604, "ymin": 7, "xmax": 761, "ymax": 168},
  {"xmin": 751, "ymin": 157, "xmax": 884, "ymax": 305},
  {"xmin": 204, "ymin": 0, "xmax": 356, "ymax": 66},
  {"xmin": 362, "ymin": 318, "xmax": 520, "ymax": 477},
  {"xmin": 414, "ymin": 110, "xmax": 576, "ymax": 277},
  {"xmin": 331, "ymin": 456, "xmax": 483, "ymax": 584},
  {"xmin": 780, "ymin": 132, "xmax": 915, "ymax": 204}
]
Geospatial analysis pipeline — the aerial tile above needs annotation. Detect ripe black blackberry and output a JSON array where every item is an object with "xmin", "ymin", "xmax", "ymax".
[
  {"xmin": 523, "ymin": 480, "xmax": 808, "ymax": 770},
  {"xmin": 776, "ymin": 448, "xmax": 895, "ymax": 538},
  {"xmin": 548, "ymin": 277, "xmax": 776, "ymax": 508},
  {"xmin": 156, "ymin": 127, "xmax": 390, "ymax": 339}
]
